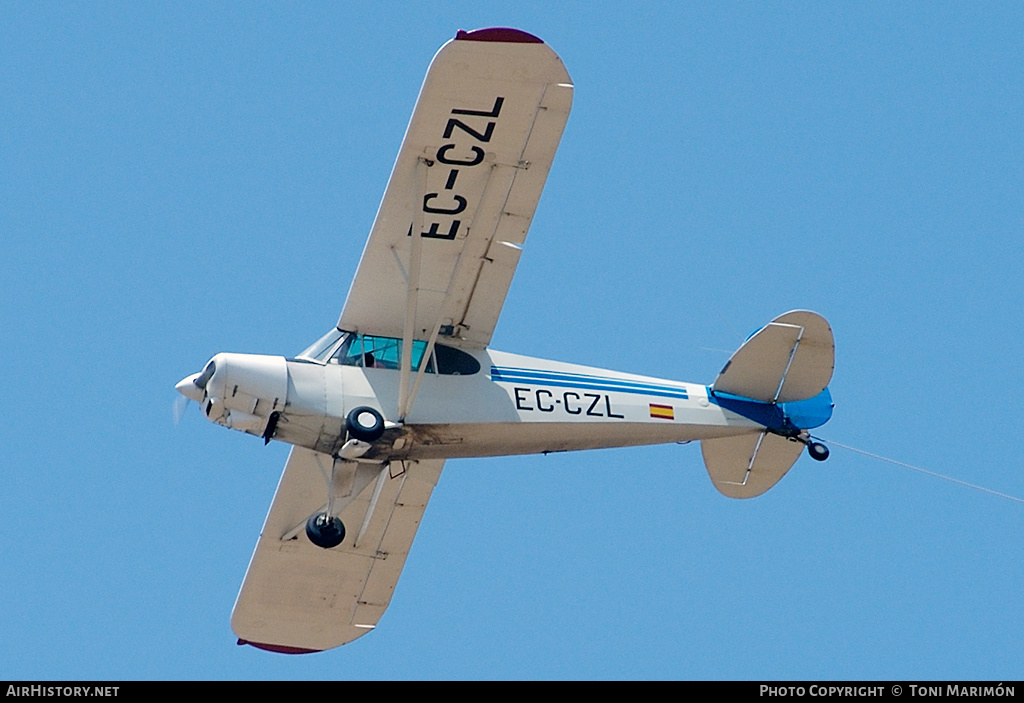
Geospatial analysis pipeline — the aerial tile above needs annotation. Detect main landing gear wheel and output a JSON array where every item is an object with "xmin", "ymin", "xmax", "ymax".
[
  {"xmin": 807, "ymin": 441, "xmax": 830, "ymax": 462},
  {"xmin": 346, "ymin": 406, "xmax": 385, "ymax": 443},
  {"xmin": 305, "ymin": 512, "xmax": 346, "ymax": 549}
]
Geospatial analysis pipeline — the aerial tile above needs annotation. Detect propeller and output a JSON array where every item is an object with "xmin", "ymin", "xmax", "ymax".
[
  {"xmin": 174, "ymin": 363, "xmax": 213, "ymax": 425},
  {"xmin": 172, "ymin": 394, "xmax": 190, "ymax": 425}
]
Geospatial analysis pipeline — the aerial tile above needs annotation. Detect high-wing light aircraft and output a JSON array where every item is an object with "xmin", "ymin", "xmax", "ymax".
[{"xmin": 176, "ymin": 27, "xmax": 834, "ymax": 654}]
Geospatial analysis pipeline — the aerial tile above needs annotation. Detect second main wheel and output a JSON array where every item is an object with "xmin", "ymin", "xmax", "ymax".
[{"xmin": 305, "ymin": 513, "xmax": 346, "ymax": 549}]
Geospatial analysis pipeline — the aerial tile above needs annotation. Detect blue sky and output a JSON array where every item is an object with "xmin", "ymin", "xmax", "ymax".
[{"xmin": 3, "ymin": 2, "xmax": 1023, "ymax": 680}]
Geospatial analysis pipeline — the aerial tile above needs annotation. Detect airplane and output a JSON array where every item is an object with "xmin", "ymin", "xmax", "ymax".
[{"xmin": 176, "ymin": 27, "xmax": 835, "ymax": 654}]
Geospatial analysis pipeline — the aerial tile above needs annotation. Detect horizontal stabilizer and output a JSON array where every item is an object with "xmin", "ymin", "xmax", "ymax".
[
  {"xmin": 701, "ymin": 432, "xmax": 804, "ymax": 499},
  {"xmin": 713, "ymin": 310, "xmax": 834, "ymax": 403}
]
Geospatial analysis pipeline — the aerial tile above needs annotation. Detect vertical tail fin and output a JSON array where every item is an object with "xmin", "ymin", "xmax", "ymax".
[{"xmin": 702, "ymin": 310, "xmax": 835, "ymax": 498}]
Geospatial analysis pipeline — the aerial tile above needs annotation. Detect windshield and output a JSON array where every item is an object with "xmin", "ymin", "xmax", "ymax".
[{"xmin": 297, "ymin": 328, "xmax": 345, "ymax": 362}]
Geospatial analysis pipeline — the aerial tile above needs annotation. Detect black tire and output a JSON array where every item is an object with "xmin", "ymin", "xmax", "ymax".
[
  {"xmin": 808, "ymin": 442, "xmax": 830, "ymax": 462},
  {"xmin": 305, "ymin": 513, "xmax": 346, "ymax": 549},
  {"xmin": 346, "ymin": 406, "xmax": 385, "ymax": 443}
]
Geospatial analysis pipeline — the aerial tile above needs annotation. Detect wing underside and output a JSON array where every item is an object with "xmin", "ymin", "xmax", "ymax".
[
  {"xmin": 338, "ymin": 29, "xmax": 573, "ymax": 348},
  {"xmin": 231, "ymin": 447, "xmax": 444, "ymax": 653}
]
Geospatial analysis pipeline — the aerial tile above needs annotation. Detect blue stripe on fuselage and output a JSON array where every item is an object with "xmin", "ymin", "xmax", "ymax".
[{"xmin": 490, "ymin": 366, "xmax": 689, "ymax": 400}]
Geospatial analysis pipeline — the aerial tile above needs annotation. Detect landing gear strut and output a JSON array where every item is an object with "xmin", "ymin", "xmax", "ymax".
[
  {"xmin": 793, "ymin": 431, "xmax": 829, "ymax": 462},
  {"xmin": 305, "ymin": 407, "xmax": 388, "ymax": 549}
]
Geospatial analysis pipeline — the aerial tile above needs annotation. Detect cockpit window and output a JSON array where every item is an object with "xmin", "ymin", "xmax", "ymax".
[
  {"xmin": 331, "ymin": 335, "xmax": 434, "ymax": 372},
  {"xmin": 325, "ymin": 332, "xmax": 480, "ymax": 375}
]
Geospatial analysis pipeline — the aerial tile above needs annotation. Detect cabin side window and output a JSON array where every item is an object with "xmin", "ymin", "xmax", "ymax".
[
  {"xmin": 323, "ymin": 332, "xmax": 480, "ymax": 375},
  {"xmin": 331, "ymin": 335, "xmax": 433, "ymax": 372},
  {"xmin": 434, "ymin": 343, "xmax": 481, "ymax": 375}
]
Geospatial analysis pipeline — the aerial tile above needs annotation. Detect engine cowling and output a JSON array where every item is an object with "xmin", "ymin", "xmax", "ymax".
[{"xmin": 186, "ymin": 353, "xmax": 288, "ymax": 437}]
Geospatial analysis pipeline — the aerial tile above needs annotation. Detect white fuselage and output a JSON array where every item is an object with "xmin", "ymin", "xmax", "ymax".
[{"xmin": 190, "ymin": 346, "xmax": 762, "ymax": 461}]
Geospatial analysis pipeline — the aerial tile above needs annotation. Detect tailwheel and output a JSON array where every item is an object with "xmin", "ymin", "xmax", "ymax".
[
  {"xmin": 305, "ymin": 512, "xmax": 346, "ymax": 549},
  {"xmin": 807, "ymin": 441, "xmax": 830, "ymax": 462}
]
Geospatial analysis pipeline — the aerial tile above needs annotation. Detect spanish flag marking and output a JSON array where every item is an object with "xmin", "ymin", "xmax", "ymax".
[{"xmin": 649, "ymin": 404, "xmax": 674, "ymax": 420}]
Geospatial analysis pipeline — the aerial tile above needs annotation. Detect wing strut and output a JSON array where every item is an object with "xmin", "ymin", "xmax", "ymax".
[
  {"xmin": 404, "ymin": 163, "xmax": 506, "ymax": 416},
  {"xmin": 353, "ymin": 463, "xmax": 392, "ymax": 548},
  {"xmin": 398, "ymin": 159, "xmax": 511, "ymax": 421},
  {"xmin": 397, "ymin": 158, "xmax": 430, "ymax": 421}
]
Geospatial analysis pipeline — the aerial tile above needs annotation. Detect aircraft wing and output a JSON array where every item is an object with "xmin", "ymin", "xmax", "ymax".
[
  {"xmin": 231, "ymin": 447, "xmax": 444, "ymax": 653},
  {"xmin": 338, "ymin": 28, "xmax": 573, "ymax": 348}
]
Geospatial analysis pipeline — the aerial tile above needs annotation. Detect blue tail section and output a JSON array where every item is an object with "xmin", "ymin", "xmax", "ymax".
[
  {"xmin": 781, "ymin": 387, "xmax": 833, "ymax": 430},
  {"xmin": 708, "ymin": 387, "xmax": 833, "ymax": 435}
]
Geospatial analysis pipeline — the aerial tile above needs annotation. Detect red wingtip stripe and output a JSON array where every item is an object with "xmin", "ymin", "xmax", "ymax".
[
  {"xmin": 237, "ymin": 638, "xmax": 322, "ymax": 655},
  {"xmin": 455, "ymin": 28, "xmax": 544, "ymax": 44}
]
